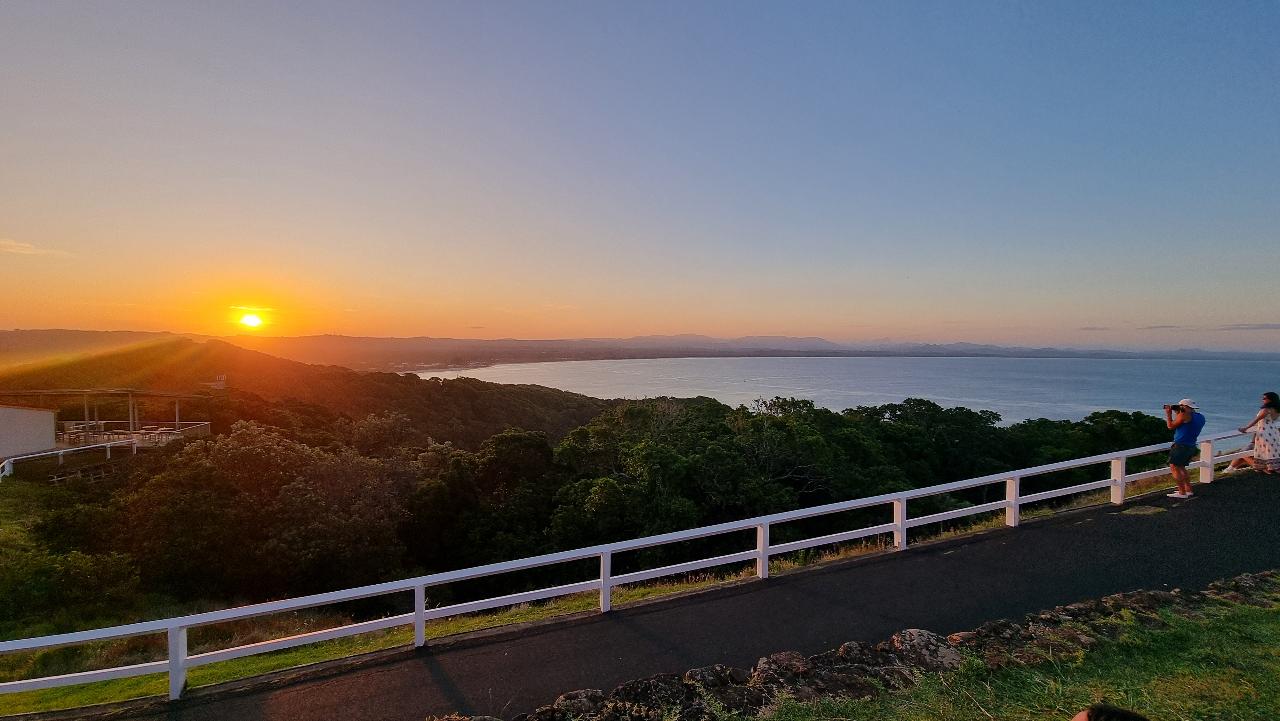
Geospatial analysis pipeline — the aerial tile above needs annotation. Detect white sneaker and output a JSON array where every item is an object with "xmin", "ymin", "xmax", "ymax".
[
  {"xmin": 1221, "ymin": 466, "xmax": 1239, "ymax": 475},
  {"xmin": 1166, "ymin": 492, "xmax": 1189, "ymax": 499}
]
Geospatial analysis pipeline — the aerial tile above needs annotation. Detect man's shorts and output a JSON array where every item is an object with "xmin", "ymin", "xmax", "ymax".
[{"xmin": 1169, "ymin": 443, "xmax": 1198, "ymax": 468}]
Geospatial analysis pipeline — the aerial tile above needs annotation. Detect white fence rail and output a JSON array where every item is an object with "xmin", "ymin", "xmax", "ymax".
[
  {"xmin": 0, "ymin": 430, "xmax": 1254, "ymax": 700},
  {"xmin": 0, "ymin": 440, "xmax": 137, "ymax": 479}
]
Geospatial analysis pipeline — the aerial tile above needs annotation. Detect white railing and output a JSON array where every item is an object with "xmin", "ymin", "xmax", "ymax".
[
  {"xmin": 0, "ymin": 430, "xmax": 1254, "ymax": 700},
  {"xmin": 0, "ymin": 440, "xmax": 137, "ymax": 479}
]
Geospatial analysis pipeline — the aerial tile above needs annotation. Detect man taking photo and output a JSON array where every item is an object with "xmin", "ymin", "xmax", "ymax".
[{"xmin": 1165, "ymin": 398, "xmax": 1206, "ymax": 499}]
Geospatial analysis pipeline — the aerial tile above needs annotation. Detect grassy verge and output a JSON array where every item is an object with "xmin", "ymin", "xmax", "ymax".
[
  {"xmin": 0, "ymin": 466, "xmax": 1234, "ymax": 717},
  {"xmin": 766, "ymin": 601, "xmax": 1280, "ymax": 721},
  {"xmin": 0, "ymin": 480, "xmax": 44, "ymax": 551}
]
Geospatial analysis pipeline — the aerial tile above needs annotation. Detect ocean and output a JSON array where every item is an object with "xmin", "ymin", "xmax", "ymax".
[{"xmin": 422, "ymin": 356, "xmax": 1280, "ymax": 434}]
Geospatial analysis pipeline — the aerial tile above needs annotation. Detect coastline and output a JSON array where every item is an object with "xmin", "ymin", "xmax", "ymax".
[
  {"xmin": 405, "ymin": 351, "xmax": 1280, "ymax": 377},
  {"xmin": 405, "ymin": 355, "xmax": 1277, "ymax": 432}
]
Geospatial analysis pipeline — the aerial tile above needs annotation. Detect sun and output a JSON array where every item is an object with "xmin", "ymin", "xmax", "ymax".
[{"xmin": 238, "ymin": 313, "xmax": 263, "ymax": 329}]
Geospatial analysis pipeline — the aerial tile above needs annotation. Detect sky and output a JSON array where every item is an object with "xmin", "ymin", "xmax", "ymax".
[{"xmin": 1, "ymin": 1, "xmax": 1277, "ymax": 349}]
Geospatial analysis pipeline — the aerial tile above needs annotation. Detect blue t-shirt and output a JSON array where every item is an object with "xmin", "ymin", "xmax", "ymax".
[{"xmin": 1173, "ymin": 411, "xmax": 1206, "ymax": 446}]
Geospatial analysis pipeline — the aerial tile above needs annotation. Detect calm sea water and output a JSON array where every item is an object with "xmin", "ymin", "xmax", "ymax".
[{"xmin": 422, "ymin": 356, "xmax": 1280, "ymax": 433}]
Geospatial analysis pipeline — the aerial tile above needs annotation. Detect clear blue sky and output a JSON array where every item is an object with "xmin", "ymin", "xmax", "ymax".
[{"xmin": 1, "ymin": 1, "xmax": 1277, "ymax": 349}]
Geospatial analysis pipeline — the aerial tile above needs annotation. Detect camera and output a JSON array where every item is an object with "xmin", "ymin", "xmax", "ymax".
[{"xmin": 1164, "ymin": 404, "xmax": 1183, "ymax": 412}]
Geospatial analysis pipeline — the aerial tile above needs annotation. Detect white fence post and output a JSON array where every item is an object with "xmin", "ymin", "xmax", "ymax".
[
  {"xmin": 755, "ymin": 524, "xmax": 770, "ymax": 579},
  {"xmin": 1199, "ymin": 439, "xmax": 1214, "ymax": 484},
  {"xmin": 167, "ymin": 626, "xmax": 187, "ymax": 700},
  {"xmin": 413, "ymin": 585, "xmax": 426, "ymax": 647},
  {"xmin": 599, "ymin": 552, "xmax": 612, "ymax": 612},
  {"xmin": 105, "ymin": 445, "xmax": 111, "ymax": 460},
  {"xmin": 57, "ymin": 452, "xmax": 65, "ymax": 466},
  {"xmin": 1110, "ymin": 457, "xmax": 1126, "ymax": 505},
  {"xmin": 1004, "ymin": 477, "xmax": 1020, "ymax": 527},
  {"xmin": 893, "ymin": 497, "xmax": 907, "ymax": 550}
]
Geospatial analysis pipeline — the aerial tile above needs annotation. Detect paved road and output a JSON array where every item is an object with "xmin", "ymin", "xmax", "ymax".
[{"xmin": 140, "ymin": 474, "xmax": 1280, "ymax": 721}]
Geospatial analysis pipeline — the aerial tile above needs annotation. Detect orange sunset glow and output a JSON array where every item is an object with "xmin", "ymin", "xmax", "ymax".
[{"xmin": 0, "ymin": 1, "xmax": 1276, "ymax": 354}]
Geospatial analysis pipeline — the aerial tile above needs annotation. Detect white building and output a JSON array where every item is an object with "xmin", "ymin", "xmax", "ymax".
[{"xmin": 0, "ymin": 405, "xmax": 57, "ymax": 459}]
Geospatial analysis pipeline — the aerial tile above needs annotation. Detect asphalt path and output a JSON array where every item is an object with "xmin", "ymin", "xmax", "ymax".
[{"xmin": 135, "ymin": 473, "xmax": 1280, "ymax": 721}]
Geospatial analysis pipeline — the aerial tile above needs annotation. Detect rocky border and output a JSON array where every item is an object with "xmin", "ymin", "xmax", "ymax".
[{"xmin": 429, "ymin": 570, "xmax": 1280, "ymax": 721}]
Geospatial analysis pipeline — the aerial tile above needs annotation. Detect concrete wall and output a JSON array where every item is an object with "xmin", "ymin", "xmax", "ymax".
[{"xmin": 0, "ymin": 406, "xmax": 57, "ymax": 459}]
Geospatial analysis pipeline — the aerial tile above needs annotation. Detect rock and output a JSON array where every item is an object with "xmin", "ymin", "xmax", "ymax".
[
  {"xmin": 750, "ymin": 651, "xmax": 810, "ymax": 685},
  {"xmin": 675, "ymin": 700, "xmax": 715, "ymax": 721},
  {"xmin": 807, "ymin": 666, "xmax": 879, "ymax": 698},
  {"xmin": 748, "ymin": 651, "xmax": 825, "ymax": 704},
  {"xmin": 426, "ymin": 715, "xmax": 474, "ymax": 721},
  {"xmin": 946, "ymin": 631, "xmax": 978, "ymax": 646},
  {"xmin": 683, "ymin": 664, "xmax": 748, "ymax": 689},
  {"xmin": 554, "ymin": 689, "xmax": 604, "ymax": 716},
  {"xmin": 865, "ymin": 663, "xmax": 917, "ymax": 691},
  {"xmin": 594, "ymin": 700, "xmax": 660, "ymax": 721},
  {"xmin": 835, "ymin": 641, "xmax": 896, "ymax": 666},
  {"xmin": 884, "ymin": 629, "xmax": 965, "ymax": 672},
  {"xmin": 831, "ymin": 642, "xmax": 914, "ymax": 690},
  {"xmin": 1101, "ymin": 589, "xmax": 1178, "ymax": 614},
  {"xmin": 702, "ymin": 684, "xmax": 767, "ymax": 713},
  {"xmin": 777, "ymin": 685, "xmax": 822, "ymax": 702},
  {"xmin": 609, "ymin": 674, "xmax": 690, "ymax": 710},
  {"xmin": 525, "ymin": 706, "xmax": 566, "ymax": 721},
  {"xmin": 967, "ymin": 619, "xmax": 1024, "ymax": 643},
  {"xmin": 1206, "ymin": 573, "xmax": 1280, "ymax": 607}
]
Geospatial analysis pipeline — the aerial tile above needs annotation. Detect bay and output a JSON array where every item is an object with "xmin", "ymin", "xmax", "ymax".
[{"xmin": 422, "ymin": 356, "xmax": 1280, "ymax": 433}]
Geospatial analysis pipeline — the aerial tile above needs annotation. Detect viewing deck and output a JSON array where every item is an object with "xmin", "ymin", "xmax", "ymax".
[
  {"xmin": 0, "ymin": 421, "xmax": 211, "ymax": 479},
  {"xmin": 0, "ymin": 388, "xmax": 213, "ymax": 478},
  {"xmin": 56, "ymin": 420, "xmax": 212, "ymax": 448}
]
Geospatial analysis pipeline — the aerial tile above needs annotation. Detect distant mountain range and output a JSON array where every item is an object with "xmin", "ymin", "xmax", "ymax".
[{"xmin": 2, "ymin": 329, "xmax": 1278, "ymax": 373}]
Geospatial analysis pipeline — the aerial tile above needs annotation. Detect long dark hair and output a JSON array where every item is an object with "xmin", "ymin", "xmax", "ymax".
[{"xmin": 1264, "ymin": 391, "xmax": 1280, "ymax": 411}]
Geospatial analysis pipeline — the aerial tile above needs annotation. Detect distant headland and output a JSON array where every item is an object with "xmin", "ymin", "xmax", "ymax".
[{"xmin": 3, "ymin": 329, "xmax": 1280, "ymax": 374}]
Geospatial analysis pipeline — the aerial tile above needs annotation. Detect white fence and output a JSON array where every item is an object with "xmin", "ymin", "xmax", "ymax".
[
  {"xmin": 0, "ymin": 430, "xmax": 1254, "ymax": 701},
  {"xmin": 0, "ymin": 440, "xmax": 137, "ymax": 479}
]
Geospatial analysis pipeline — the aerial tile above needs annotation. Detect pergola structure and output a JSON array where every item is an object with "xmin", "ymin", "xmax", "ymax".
[{"xmin": 0, "ymin": 388, "xmax": 208, "ymax": 432}]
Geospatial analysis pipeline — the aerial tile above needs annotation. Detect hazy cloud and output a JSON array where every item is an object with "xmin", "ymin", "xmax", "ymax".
[
  {"xmin": 1217, "ymin": 323, "xmax": 1280, "ymax": 331},
  {"xmin": 495, "ymin": 304, "xmax": 578, "ymax": 316},
  {"xmin": 1139, "ymin": 324, "xmax": 1190, "ymax": 330},
  {"xmin": 1078, "ymin": 326, "xmax": 1111, "ymax": 331},
  {"xmin": 0, "ymin": 239, "xmax": 71, "ymax": 257}
]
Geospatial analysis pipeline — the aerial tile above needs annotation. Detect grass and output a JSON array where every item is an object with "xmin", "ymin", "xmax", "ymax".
[
  {"xmin": 0, "ymin": 464, "xmax": 1239, "ymax": 717},
  {"xmin": 0, "ymin": 479, "xmax": 45, "ymax": 551},
  {"xmin": 765, "ymin": 601, "xmax": 1280, "ymax": 721}
]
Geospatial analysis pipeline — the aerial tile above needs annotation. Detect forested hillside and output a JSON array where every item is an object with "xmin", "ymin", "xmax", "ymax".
[
  {"xmin": 0, "ymin": 338, "xmax": 609, "ymax": 448},
  {"xmin": 1, "ymin": 392, "xmax": 1168, "ymax": 642}
]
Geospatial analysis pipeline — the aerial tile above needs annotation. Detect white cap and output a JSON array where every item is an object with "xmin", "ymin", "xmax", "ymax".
[{"xmin": 1178, "ymin": 398, "xmax": 1199, "ymax": 409}]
